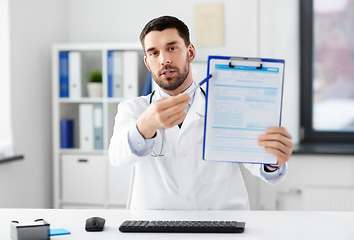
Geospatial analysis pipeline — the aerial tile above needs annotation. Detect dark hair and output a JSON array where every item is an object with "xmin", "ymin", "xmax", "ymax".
[{"xmin": 140, "ymin": 16, "xmax": 190, "ymax": 52}]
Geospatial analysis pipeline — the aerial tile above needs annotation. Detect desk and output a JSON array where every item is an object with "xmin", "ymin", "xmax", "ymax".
[{"xmin": 1, "ymin": 209, "xmax": 353, "ymax": 240}]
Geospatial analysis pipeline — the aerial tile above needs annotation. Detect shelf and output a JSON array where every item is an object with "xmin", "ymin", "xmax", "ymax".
[
  {"xmin": 52, "ymin": 43, "xmax": 143, "ymax": 209},
  {"xmin": 59, "ymin": 149, "xmax": 106, "ymax": 155},
  {"xmin": 59, "ymin": 97, "xmax": 104, "ymax": 103},
  {"xmin": 58, "ymin": 97, "xmax": 129, "ymax": 103},
  {"xmin": 52, "ymin": 42, "xmax": 141, "ymax": 52}
]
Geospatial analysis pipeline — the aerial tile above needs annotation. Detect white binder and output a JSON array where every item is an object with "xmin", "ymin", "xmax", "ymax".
[
  {"xmin": 123, "ymin": 51, "xmax": 139, "ymax": 98},
  {"xmin": 113, "ymin": 51, "xmax": 123, "ymax": 97},
  {"xmin": 68, "ymin": 51, "xmax": 82, "ymax": 98},
  {"xmin": 79, "ymin": 104, "xmax": 94, "ymax": 150}
]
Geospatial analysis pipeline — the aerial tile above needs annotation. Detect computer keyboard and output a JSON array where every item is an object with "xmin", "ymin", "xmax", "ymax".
[{"xmin": 119, "ymin": 220, "xmax": 245, "ymax": 233}]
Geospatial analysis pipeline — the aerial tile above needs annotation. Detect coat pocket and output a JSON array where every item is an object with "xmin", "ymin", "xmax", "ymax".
[{"xmin": 196, "ymin": 144, "xmax": 233, "ymax": 184}]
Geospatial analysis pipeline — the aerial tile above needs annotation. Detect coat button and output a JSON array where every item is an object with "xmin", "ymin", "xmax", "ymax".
[{"xmin": 185, "ymin": 195, "xmax": 190, "ymax": 202}]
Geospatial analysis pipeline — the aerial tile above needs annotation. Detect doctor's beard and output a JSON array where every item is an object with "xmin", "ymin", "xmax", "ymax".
[{"xmin": 151, "ymin": 54, "xmax": 190, "ymax": 91}]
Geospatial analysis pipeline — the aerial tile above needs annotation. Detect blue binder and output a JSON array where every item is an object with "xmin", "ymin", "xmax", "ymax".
[
  {"xmin": 60, "ymin": 119, "xmax": 74, "ymax": 148},
  {"xmin": 59, "ymin": 52, "xmax": 69, "ymax": 98},
  {"xmin": 107, "ymin": 51, "xmax": 113, "ymax": 98}
]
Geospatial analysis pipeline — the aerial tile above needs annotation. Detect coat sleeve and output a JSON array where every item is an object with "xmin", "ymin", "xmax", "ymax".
[
  {"xmin": 242, "ymin": 162, "xmax": 287, "ymax": 185},
  {"xmin": 108, "ymin": 97, "xmax": 151, "ymax": 168}
]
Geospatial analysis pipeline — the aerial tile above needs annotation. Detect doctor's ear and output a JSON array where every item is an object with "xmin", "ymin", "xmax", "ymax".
[
  {"xmin": 188, "ymin": 43, "xmax": 196, "ymax": 62},
  {"xmin": 144, "ymin": 56, "xmax": 151, "ymax": 71}
]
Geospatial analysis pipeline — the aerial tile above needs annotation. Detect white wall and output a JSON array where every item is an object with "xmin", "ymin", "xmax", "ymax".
[
  {"xmin": 0, "ymin": 0, "xmax": 13, "ymax": 157},
  {"xmin": 67, "ymin": 0, "xmax": 259, "ymax": 60},
  {"xmin": 0, "ymin": 0, "xmax": 68, "ymax": 208}
]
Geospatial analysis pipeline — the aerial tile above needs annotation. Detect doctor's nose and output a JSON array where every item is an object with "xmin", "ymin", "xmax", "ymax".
[{"xmin": 160, "ymin": 56, "xmax": 171, "ymax": 65}]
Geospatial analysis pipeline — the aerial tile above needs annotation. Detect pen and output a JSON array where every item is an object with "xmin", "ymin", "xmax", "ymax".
[{"xmin": 189, "ymin": 73, "xmax": 214, "ymax": 95}]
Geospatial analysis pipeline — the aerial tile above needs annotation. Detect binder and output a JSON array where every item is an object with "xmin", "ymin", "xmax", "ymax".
[
  {"xmin": 113, "ymin": 51, "xmax": 123, "ymax": 97},
  {"xmin": 122, "ymin": 51, "xmax": 146, "ymax": 98},
  {"xmin": 79, "ymin": 104, "xmax": 94, "ymax": 150},
  {"xmin": 107, "ymin": 51, "xmax": 113, "ymax": 97},
  {"xmin": 93, "ymin": 103, "xmax": 103, "ymax": 150},
  {"xmin": 203, "ymin": 56, "xmax": 285, "ymax": 164},
  {"xmin": 123, "ymin": 51, "xmax": 139, "ymax": 98},
  {"xmin": 68, "ymin": 51, "xmax": 82, "ymax": 98},
  {"xmin": 59, "ymin": 52, "xmax": 69, "ymax": 98},
  {"xmin": 108, "ymin": 51, "xmax": 123, "ymax": 98},
  {"xmin": 60, "ymin": 119, "xmax": 74, "ymax": 148}
]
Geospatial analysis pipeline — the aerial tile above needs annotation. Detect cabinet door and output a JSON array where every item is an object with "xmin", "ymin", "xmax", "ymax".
[
  {"xmin": 61, "ymin": 155, "xmax": 105, "ymax": 204},
  {"xmin": 108, "ymin": 164, "xmax": 132, "ymax": 207}
]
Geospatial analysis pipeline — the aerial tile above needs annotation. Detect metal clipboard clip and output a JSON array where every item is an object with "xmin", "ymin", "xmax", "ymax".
[{"xmin": 229, "ymin": 57, "xmax": 263, "ymax": 69}]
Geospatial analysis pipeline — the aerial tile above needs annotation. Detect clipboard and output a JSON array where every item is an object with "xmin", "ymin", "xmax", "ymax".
[{"xmin": 202, "ymin": 56, "xmax": 285, "ymax": 164}]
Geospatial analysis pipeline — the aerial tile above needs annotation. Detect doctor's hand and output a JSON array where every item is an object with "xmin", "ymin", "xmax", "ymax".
[
  {"xmin": 257, "ymin": 126, "xmax": 293, "ymax": 167},
  {"xmin": 136, "ymin": 92, "xmax": 191, "ymax": 139}
]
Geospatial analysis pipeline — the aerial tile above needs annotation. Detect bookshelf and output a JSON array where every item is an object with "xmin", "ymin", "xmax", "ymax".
[{"xmin": 51, "ymin": 43, "xmax": 147, "ymax": 209}]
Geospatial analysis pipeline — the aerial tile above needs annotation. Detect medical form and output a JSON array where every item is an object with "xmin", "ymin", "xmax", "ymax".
[{"xmin": 203, "ymin": 56, "xmax": 285, "ymax": 164}]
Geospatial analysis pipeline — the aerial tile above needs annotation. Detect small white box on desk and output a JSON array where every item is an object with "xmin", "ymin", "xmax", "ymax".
[
  {"xmin": 11, "ymin": 219, "xmax": 50, "ymax": 240},
  {"xmin": 61, "ymin": 154, "xmax": 105, "ymax": 204}
]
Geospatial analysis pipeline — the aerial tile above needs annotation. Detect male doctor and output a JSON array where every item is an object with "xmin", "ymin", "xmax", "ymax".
[{"xmin": 109, "ymin": 16, "xmax": 294, "ymax": 210}]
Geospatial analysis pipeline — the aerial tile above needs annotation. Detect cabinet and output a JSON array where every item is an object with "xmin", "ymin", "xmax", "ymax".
[{"xmin": 51, "ymin": 43, "xmax": 146, "ymax": 208}]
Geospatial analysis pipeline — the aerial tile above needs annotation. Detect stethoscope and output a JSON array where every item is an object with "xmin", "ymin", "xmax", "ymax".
[{"xmin": 149, "ymin": 87, "xmax": 205, "ymax": 157}]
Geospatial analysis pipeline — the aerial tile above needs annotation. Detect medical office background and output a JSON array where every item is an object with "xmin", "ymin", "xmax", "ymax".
[{"xmin": 0, "ymin": 0, "xmax": 353, "ymax": 211}]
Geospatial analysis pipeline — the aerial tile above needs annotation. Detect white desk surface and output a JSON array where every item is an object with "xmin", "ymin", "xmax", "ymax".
[{"xmin": 1, "ymin": 208, "xmax": 353, "ymax": 240}]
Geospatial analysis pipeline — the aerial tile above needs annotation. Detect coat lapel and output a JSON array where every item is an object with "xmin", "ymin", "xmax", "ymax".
[
  {"xmin": 167, "ymin": 125, "xmax": 179, "ymax": 137},
  {"xmin": 179, "ymin": 88, "xmax": 205, "ymax": 135}
]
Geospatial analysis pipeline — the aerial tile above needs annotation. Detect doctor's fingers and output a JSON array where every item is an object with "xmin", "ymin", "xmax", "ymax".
[
  {"xmin": 258, "ymin": 132, "xmax": 294, "ymax": 149},
  {"xmin": 156, "ymin": 105, "xmax": 188, "ymax": 128},
  {"xmin": 264, "ymin": 146, "xmax": 291, "ymax": 165},
  {"xmin": 258, "ymin": 139, "xmax": 293, "ymax": 157},
  {"xmin": 265, "ymin": 126, "xmax": 293, "ymax": 139},
  {"xmin": 161, "ymin": 99, "xmax": 189, "ymax": 116},
  {"xmin": 152, "ymin": 98, "xmax": 189, "ymax": 119},
  {"xmin": 155, "ymin": 93, "xmax": 191, "ymax": 110},
  {"xmin": 166, "ymin": 111, "xmax": 187, "ymax": 127}
]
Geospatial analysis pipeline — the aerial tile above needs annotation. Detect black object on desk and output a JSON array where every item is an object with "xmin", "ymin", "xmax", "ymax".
[
  {"xmin": 119, "ymin": 220, "xmax": 245, "ymax": 233},
  {"xmin": 85, "ymin": 217, "xmax": 105, "ymax": 232}
]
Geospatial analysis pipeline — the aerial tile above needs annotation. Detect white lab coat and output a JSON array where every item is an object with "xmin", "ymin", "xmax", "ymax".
[{"xmin": 109, "ymin": 87, "xmax": 286, "ymax": 210}]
